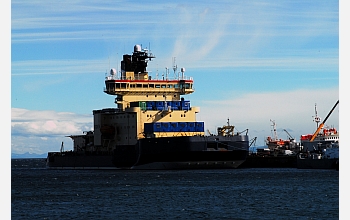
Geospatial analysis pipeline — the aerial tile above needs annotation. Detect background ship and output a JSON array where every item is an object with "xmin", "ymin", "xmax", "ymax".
[
  {"xmin": 240, "ymin": 120, "xmax": 300, "ymax": 168},
  {"xmin": 297, "ymin": 100, "xmax": 339, "ymax": 170},
  {"xmin": 46, "ymin": 44, "xmax": 250, "ymax": 169}
]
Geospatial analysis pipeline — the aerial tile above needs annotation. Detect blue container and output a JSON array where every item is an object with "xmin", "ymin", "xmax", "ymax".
[
  {"xmin": 170, "ymin": 122, "xmax": 179, "ymax": 132},
  {"xmin": 195, "ymin": 122, "xmax": 204, "ymax": 132},
  {"xmin": 181, "ymin": 100, "xmax": 190, "ymax": 111},
  {"xmin": 146, "ymin": 101, "xmax": 155, "ymax": 110},
  {"xmin": 161, "ymin": 122, "xmax": 171, "ymax": 132},
  {"xmin": 187, "ymin": 122, "xmax": 195, "ymax": 131},
  {"xmin": 156, "ymin": 101, "xmax": 165, "ymax": 111},
  {"xmin": 178, "ymin": 122, "xmax": 188, "ymax": 131},
  {"xmin": 154, "ymin": 123, "xmax": 162, "ymax": 132},
  {"xmin": 171, "ymin": 101, "xmax": 180, "ymax": 110}
]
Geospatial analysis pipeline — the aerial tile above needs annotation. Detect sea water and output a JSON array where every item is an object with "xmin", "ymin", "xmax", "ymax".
[{"xmin": 11, "ymin": 158, "xmax": 339, "ymax": 219}]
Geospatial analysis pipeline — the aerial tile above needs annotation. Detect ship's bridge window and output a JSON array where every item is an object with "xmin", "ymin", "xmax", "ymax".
[
  {"xmin": 121, "ymin": 83, "xmax": 127, "ymax": 88},
  {"xmin": 142, "ymin": 84, "xmax": 148, "ymax": 88},
  {"xmin": 155, "ymin": 84, "xmax": 160, "ymax": 88},
  {"xmin": 149, "ymin": 84, "xmax": 154, "ymax": 88},
  {"xmin": 167, "ymin": 84, "xmax": 174, "ymax": 88},
  {"xmin": 137, "ymin": 84, "xmax": 142, "ymax": 88},
  {"xmin": 180, "ymin": 83, "xmax": 191, "ymax": 89}
]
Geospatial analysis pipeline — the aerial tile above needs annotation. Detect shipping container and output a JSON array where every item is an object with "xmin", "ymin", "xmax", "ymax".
[
  {"xmin": 161, "ymin": 122, "xmax": 171, "ymax": 132},
  {"xmin": 171, "ymin": 101, "xmax": 181, "ymax": 110},
  {"xmin": 178, "ymin": 122, "xmax": 188, "ymax": 131},
  {"xmin": 181, "ymin": 100, "xmax": 190, "ymax": 111},
  {"xmin": 154, "ymin": 123, "xmax": 162, "ymax": 132},
  {"xmin": 195, "ymin": 122, "xmax": 205, "ymax": 132},
  {"xmin": 156, "ymin": 101, "xmax": 165, "ymax": 111},
  {"xmin": 187, "ymin": 122, "xmax": 195, "ymax": 131},
  {"xmin": 146, "ymin": 101, "xmax": 155, "ymax": 110},
  {"xmin": 170, "ymin": 122, "xmax": 179, "ymax": 132}
]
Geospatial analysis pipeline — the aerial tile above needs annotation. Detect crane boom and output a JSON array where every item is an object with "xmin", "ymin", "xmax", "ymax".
[
  {"xmin": 283, "ymin": 129, "xmax": 294, "ymax": 140},
  {"xmin": 310, "ymin": 100, "xmax": 339, "ymax": 142}
]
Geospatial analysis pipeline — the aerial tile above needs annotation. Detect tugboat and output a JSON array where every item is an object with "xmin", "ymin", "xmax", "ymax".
[
  {"xmin": 239, "ymin": 120, "xmax": 300, "ymax": 168},
  {"xmin": 265, "ymin": 120, "xmax": 300, "ymax": 156},
  {"xmin": 297, "ymin": 101, "xmax": 339, "ymax": 169},
  {"xmin": 46, "ymin": 44, "xmax": 250, "ymax": 169}
]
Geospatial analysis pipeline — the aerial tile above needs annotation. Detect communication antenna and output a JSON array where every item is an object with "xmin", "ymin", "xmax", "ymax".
[
  {"xmin": 270, "ymin": 119, "xmax": 278, "ymax": 140},
  {"xmin": 172, "ymin": 57, "xmax": 177, "ymax": 76},
  {"xmin": 313, "ymin": 103, "xmax": 321, "ymax": 129},
  {"xmin": 60, "ymin": 142, "xmax": 64, "ymax": 153},
  {"xmin": 116, "ymin": 52, "xmax": 118, "ymax": 78}
]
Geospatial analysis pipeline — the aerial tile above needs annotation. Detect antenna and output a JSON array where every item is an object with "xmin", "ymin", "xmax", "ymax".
[
  {"xmin": 313, "ymin": 103, "xmax": 321, "ymax": 129},
  {"xmin": 270, "ymin": 119, "xmax": 278, "ymax": 140},
  {"xmin": 172, "ymin": 57, "xmax": 177, "ymax": 76}
]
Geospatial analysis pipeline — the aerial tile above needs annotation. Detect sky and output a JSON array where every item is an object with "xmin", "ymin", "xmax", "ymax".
[{"xmin": 10, "ymin": 0, "xmax": 343, "ymax": 156}]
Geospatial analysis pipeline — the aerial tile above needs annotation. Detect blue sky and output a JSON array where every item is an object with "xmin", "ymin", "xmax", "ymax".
[{"xmin": 10, "ymin": 0, "xmax": 342, "ymax": 155}]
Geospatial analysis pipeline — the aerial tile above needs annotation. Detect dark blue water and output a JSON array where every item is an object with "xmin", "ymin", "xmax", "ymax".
[{"xmin": 12, "ymin": 159, "xmax": 339, "ymax": 219}]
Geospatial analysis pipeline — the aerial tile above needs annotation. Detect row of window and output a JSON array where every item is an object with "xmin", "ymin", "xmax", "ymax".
[
  {"xmin": 146, "ymin": 114, "xmax": 187, "ymax": 118},
  {"xmin": 107, "ymin": 82, "xmax": 193, "ymax": 90}
]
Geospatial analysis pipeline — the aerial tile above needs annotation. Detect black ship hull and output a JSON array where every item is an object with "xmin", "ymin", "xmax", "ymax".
[
  {"xmin": 239, "ymin": 155, "xmax": 297, "ymax": 168},
  {"xmin": 296, "ymin": 157, "xmax": 338, "ymax": 170},
  {"xmin": 47, "ymin": 135, "xmax": 249, "ymax": 170}
]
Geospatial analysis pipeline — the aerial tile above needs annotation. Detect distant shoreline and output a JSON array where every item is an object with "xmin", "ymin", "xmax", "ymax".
[{"xmin": 11, "ymin": 153, "xmax": 47, "ymax": 159}]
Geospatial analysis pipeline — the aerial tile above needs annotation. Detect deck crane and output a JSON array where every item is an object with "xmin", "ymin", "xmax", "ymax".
[
  {"xmin": 310, "ymin": 100, "xmax": 339, "ymax": 142},
  {"xmin": 249, "ymin": 137, "xmax": 257, "ymax": 147},
  {"xmin": 283, "ymin": 129, "xmax": 294, "ymax": 141}
]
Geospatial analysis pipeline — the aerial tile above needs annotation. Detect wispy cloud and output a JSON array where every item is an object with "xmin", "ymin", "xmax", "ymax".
[{"xmin": 11, "ymin": 59, "xmax": 110, "ymax": 76}]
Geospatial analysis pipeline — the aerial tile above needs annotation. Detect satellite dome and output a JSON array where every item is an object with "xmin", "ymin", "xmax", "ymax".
[
  {"xmin": 110, "ymin": 68, "xmax": 117, "ymax": 75},
  {"xmin": 134, "ymin": 45, "xmax": 141, "ymax": 52}
]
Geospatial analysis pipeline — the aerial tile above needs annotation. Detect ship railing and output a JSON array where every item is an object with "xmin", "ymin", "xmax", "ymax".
[{"xmin": 105, "ymin": 74, "xmax": 193, "ymax": 81}]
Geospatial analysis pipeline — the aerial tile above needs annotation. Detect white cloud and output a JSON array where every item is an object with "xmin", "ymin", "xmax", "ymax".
[
  {"xmin": 11, "ymin": 108, "xmax": 93, "ymax": 154},
  {"xmin": 197, "ymin": 88, "xmax": 339, "ymax": 146},
  {"xmin": 11, "ymin": 108, "xmax": 92, "ymax": 136}
]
